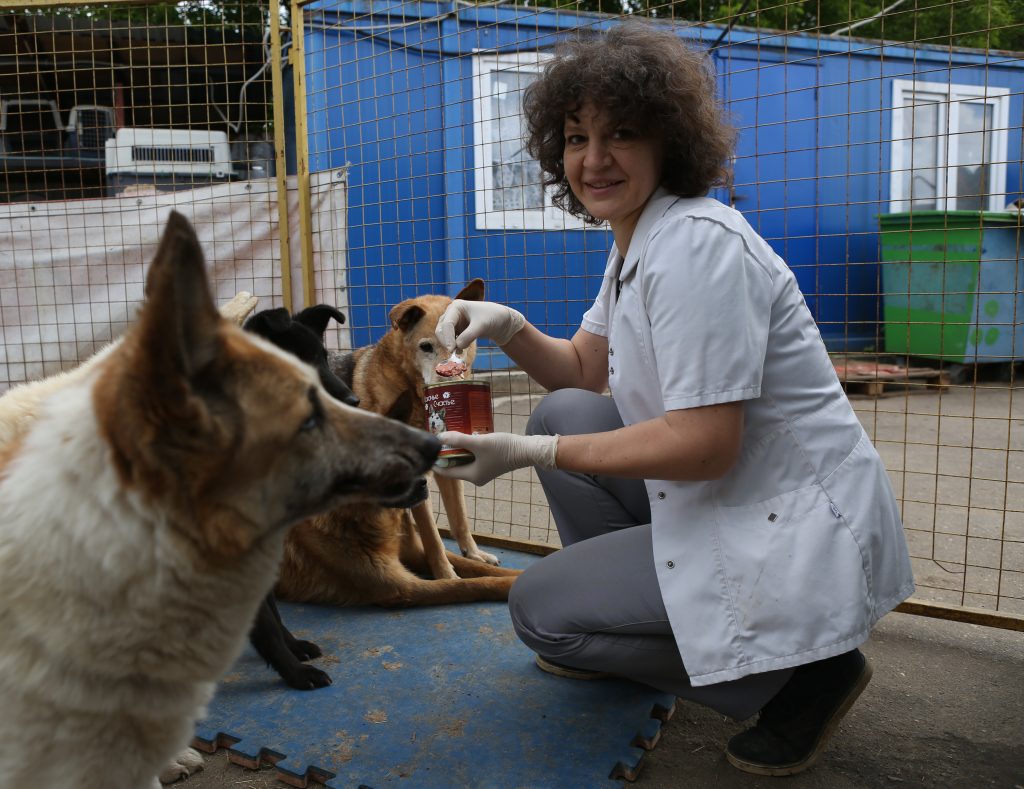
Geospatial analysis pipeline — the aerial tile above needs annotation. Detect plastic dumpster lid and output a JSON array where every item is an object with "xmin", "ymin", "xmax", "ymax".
[{"xmin": 877, "ymin": 210, "xmax": 1023, "ymax": 229}]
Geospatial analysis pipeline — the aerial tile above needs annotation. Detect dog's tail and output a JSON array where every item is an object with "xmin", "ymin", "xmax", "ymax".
[{"xmin": 219, "ymin": 292, "xmax": 259, "ymax": 326}]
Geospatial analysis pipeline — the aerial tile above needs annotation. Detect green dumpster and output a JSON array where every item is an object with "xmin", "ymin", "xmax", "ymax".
[{"xmin": 879, "ymin": 210, "xmax": 1024, "ymax": 363}]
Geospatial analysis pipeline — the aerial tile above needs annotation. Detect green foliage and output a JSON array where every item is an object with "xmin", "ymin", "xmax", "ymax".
[
  {"xmin": 21, "ymin": 2, "xmax": 270, "ymax": 40},
  {"xmin": 521, "ymin": 0, "xmax": 1024, "ymax": 52}
]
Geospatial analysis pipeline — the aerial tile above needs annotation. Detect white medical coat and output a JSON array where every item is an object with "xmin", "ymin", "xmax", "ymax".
[{"xmin": 581, "ymin": 189, "xmax": 915, "ymax": 686}]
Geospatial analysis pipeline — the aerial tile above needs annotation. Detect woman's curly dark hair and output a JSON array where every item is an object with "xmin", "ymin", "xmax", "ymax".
[{"xmin": 523, "ymin": 22, "xmax": 735, "ymax": 223}]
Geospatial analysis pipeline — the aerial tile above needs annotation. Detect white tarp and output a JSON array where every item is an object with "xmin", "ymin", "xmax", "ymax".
[{"xmin": 0, "ymin": 170, "xmax": 348, "ymax": 393}]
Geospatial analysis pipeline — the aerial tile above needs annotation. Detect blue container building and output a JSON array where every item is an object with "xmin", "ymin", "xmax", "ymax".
[{"xmin": 290, "ymin": 1, "xmax": 1024, "ymax": 368}]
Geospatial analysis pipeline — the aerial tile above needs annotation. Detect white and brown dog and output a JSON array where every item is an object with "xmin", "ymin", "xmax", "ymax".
[{"xmin": 0, "ymin": 212, "xmax": 439, "ymax": 788}]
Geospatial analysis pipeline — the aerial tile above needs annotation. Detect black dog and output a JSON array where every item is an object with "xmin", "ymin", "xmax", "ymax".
[
  {"xmin": 242, "ymin": 304, "xmax": 359, "ymax": 690},
  {"xmin": 244, "ymin": 305, "xmax": 360, "ymax": 408}
]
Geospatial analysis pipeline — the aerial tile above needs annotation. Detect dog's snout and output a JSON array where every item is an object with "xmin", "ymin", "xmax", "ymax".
[
  {"xmin": 321, "ymin": 370, "xmax": 360, "ymax": 407},
  {"xmin": 417, "ymin": 431, "xmax": 442, "ymax": 469}
]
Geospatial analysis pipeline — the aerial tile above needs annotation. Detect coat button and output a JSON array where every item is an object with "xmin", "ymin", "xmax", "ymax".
[
  {"xmin": 609, "ymin": 348, "xmax": 614, "ymax": 356},
  {"xmin": 666, "ymin": 560, "xmax": 675, "ymax": 569},
  {"xmin": 657, "ymin": 491, "xmax": 666, "ymax": 499},
  {"xmin": 609, "ymin": 366, "xmax": 615, "ymax": 375}
]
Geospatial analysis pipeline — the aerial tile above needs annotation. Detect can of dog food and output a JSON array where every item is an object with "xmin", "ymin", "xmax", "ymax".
[{"xmin": 423, "ymin": 379, "xmax": 494, "ymax": 467}]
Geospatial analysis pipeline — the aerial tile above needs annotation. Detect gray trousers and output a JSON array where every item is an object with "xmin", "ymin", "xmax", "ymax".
[{"xmin": 509, "ymin": 388, "xmax": 793, "ymax": 721}]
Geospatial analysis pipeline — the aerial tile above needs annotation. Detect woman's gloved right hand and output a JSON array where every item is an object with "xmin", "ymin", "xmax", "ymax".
[{"xmin": 435, "ymin": 300, "xmax": 526, "ymax": 352}]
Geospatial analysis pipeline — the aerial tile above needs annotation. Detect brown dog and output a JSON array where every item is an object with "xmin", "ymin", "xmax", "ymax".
[{"xmin": 275, "ymin": 280, "xmax": 521, "ymax": 607}]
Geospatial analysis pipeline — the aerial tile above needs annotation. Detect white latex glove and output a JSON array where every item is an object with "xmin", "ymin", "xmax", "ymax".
[
  {"xmin": 435, "ymin": 300, "xmax": 526, "ymax": 352},
  {"xmin": 433, "ymin": 431, "xmax": 558, "ymax": 486}
]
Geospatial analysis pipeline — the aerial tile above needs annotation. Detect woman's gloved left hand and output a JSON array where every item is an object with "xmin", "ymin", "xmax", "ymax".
[{"xmin": 432, "ymin": 431, "xmax": 558, "ymax": 486}]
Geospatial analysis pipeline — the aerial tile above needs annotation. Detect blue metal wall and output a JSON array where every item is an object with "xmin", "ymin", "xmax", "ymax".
[
  {"xmin": 304, "ymin": 26, "xmax": 449, "ymax": 335},
  {"xmin": 298, "ymin": 1, "xmax": 1024, "ymax": 361},
  {"xmin": 715, "ymin": 29, "xmax": 1024, "ymax": 351}
]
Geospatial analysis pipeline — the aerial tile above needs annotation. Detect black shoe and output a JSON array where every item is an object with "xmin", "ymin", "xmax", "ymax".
[
  {"xmin": 726, "ymin": 649, "xmax": 873, "ymax": 776},
  {"xmin": 534, "ymin": 654, "xmax": 613, "ymax": 680}
]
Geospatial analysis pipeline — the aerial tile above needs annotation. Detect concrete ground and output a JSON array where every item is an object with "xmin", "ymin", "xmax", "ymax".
[{"xmin": 182, "ymin": 377, "xmax": 1024, "ymax": 789}]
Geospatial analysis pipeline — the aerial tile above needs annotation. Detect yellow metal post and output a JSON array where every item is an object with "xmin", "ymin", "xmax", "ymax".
[
  {"xmin": 269, "ymin": 0, "xmax": 293, "ymax": 311},
  {"xmin": 290, "ymin": 0, "xmax": 315, "ymax": 308}
]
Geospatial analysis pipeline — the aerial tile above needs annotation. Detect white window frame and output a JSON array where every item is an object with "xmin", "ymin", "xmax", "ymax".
[
  {"xmin": 472, "ymin": 51, "xmax": 589, "ymax": 231},
  {"xmin": 890, "ymin": 79, "xmax": 1010, "ymax": 212}
]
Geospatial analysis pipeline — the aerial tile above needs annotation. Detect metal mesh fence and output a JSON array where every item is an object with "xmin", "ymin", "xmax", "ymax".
[
  {"xmin": 296, "ymin": 0, "xmax": 1023, "ymax": 624},
  {"xmin": 0, "ymin": 0, "xmax": 296, "ymax": 385},
  {"xmin": 0, "ymin": 0, "xmax": 1020, "ymax": 626}
]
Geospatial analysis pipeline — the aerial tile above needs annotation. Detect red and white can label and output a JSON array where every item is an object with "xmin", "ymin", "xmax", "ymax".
[{"xmin": 424, "ymin": 380, "xmax": 494, "ymax": 466}]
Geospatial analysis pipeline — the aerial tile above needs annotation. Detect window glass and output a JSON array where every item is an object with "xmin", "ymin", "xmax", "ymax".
[
  {"xmin": 955, "ymin": 102, "xmax": 993, "ymax": 212},
  {"xmin": 474, "ymin": 54, "xmax": 588, "ymax": 230},
  {"xmin": 902, "ymin": 97, "xmax": 941, "ymax": 210},
  {"xmin": 890, "ymin": 80, "xmax": 1009, "ymax": 212},
  {"xmin": 490, "ymin": 69, "xmax": 543, "ymax": 212}
]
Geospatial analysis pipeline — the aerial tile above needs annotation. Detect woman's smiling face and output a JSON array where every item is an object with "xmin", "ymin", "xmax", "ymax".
[{"xmin": 563, "ymin": 101, "xmax": 663, "ymax": 253}]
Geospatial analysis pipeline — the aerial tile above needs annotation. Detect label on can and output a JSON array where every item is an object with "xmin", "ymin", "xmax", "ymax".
[{"xmin": 423, "ymin": 379, "xmax": 494, "ymax": 466}]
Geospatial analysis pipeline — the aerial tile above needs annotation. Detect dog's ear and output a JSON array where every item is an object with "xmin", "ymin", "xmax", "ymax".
[
  {"xmin": 389, "ymin": 300, "xmax": 425, "ymax": 333},
  {"xmin": 243, "ymin": 307, "xmax": 292, "ymax": 339},
  {"xmin": 139, "ymin": 211, "xmax": 220, "ymax": 379},
  {"xmin": 294, "ymin": 304, "xmax": 346, "ymax": 339},
  {"xmin": 456, "ymin": 279, "xmax": 485, "ymax": 302}
]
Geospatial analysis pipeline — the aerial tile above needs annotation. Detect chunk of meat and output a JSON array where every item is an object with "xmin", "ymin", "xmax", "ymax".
[{"xmin": 435, "ymin": 358, "xmax": 467, "ymax": 378}]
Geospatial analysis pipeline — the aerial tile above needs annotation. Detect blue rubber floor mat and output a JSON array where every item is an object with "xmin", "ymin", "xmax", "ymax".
[{"xmin": 194, "ymin": 544, "xmax": 676, "ymax": 788}]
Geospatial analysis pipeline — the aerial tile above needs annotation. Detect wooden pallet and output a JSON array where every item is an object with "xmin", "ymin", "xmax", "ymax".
[{"xmin": 833, "ymin": 358, "xmax": 951, "ymax": 397}]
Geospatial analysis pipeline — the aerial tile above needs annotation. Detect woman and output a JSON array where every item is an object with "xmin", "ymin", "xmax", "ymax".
[{"xmin": 434, "ymin": 23, "xmax": 913, "ymax": 776}]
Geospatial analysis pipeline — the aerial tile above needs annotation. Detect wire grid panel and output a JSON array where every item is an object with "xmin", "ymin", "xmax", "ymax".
[
  {"xmin": 0, "ymin": 0, "xmax": 290, "ymax": 392},
  {"xmin": 298, "ymin": 0, "xmax": 1023, "ymax": 619},
  {"xmin": 426, "ymin": 370, "xmax": 559, "ymax": 546}
]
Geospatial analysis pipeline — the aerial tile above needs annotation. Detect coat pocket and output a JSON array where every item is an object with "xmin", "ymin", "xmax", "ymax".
[
  {"xmin": 714, "ymin": 482, "xmax": 825, "ymax": 531},
  {"xmin": 713, "ymin": 483, "xmax": 871, "ymax": 658}
]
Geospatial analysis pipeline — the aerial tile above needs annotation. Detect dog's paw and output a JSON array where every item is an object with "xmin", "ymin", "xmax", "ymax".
[
  {"xmin": 282, "ymin": 663, "xmax": 333, "ymax": 690},
  {"xmin": 287, "ymin": 637, "xmax": 323, "ymax": 662},
  {"xmin": 432, "ymin": 558, "xmax": 460, "ymax": 580},
  {"xmin": 159, "ymin": 747, "xmax": 204, "ymax": 784},
  {"xmin": 465, "ymin": 547, "xmax": 501, "ymax": 566}
]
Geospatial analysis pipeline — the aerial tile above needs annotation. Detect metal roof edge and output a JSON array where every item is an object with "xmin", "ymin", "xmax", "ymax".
[{"xmin": 305, "ymin": 1, "xmax": 1024, "ymax": 67}]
